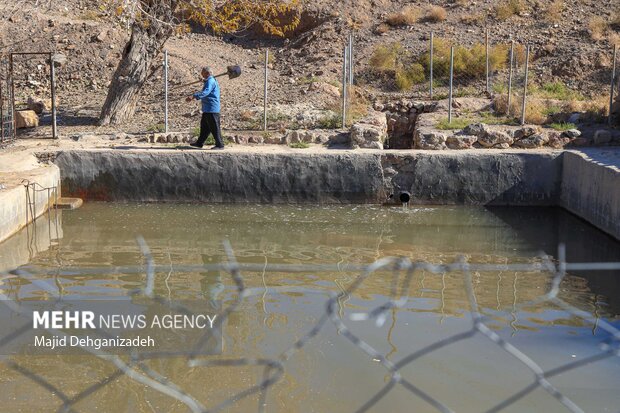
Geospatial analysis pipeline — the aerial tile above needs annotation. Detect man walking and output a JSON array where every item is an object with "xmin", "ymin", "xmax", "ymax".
[{"xmin": 187, "ymin": 66, "xmax": 224, "ymax": 149}]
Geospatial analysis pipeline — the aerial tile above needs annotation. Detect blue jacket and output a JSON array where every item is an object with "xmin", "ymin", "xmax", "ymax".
[{"xmin": 193, "ymin": 76, "xmax": 220, "ymax": 113}]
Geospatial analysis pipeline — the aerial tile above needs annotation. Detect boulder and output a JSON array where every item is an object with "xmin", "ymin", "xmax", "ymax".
[
  {"xmin": 446, "ymin": 135, "xmax": 477, "ymax": 149},
  {"xmin": 462, "ymin": 122, "xmax": 488, "ymax": 138},
  {"xmin": 307, "ymin": 81, "xmax": 340, "ymax": 99},
  {"xmin": 263, "ymin": 134, "xmax": 283, "ymax": 144},
  {"xmin": 547, "ymin": 132, "xmax": 571, "ymax": 149},
  {"xmin": 513, "ymin": 133, "xmax": 547, "ymax": 148},
  {"xmin": 15, "ymin": 110, "xmax": 39, "ymax": 128},
  {"xmin": 350, "ymin": 111, "xmax": 388, "ymax": 149},
  {"xmin": 593, "ymin": 129, "xmax": 612, "ymax": 145},
  {"xmin": 478, "ymin": 130, "xmax": 513, "ymax": 148},
  {"xmin": 27, "ymin": 97, "xmax": 53, "ymax": 114},
  {"xmin": 235, "ymin": 135, "xmax": 249, "ymax": 144},
  {"xmin": 570, "ymin": 137, "xmax": 590, "ymax": 147},
  {"xmin": 493, "ymin": 143, "xmax": 511, "ymax": 149},
  {"xmin": 562, "ymin": 129, "xmax": 581, "ymax": 139},
  {"xmin": 512, "ymin": 125, "xmax": 539, "ymax": 140},
  {"xmin": 415, "ymin": 130, "xmax": 447, "ymax": 150}
]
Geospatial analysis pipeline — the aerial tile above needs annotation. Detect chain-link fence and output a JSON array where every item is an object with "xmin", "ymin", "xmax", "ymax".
[
  {"xmin": 1, "ymin": 238, "xmax": 619, "ymax": 412},
  {"xmin": 150, "ymin": 27, "xmax": 618, "ymax": 138}
]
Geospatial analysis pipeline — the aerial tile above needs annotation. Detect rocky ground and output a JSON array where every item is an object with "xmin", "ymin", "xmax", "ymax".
[{"xmin": 0, "ymin": 0, "xmax": 618, "ymax": 140}]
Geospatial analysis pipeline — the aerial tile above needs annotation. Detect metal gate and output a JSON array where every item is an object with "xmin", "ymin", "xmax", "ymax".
[{"xmin": 0, "ymin": 55, "xmax": 14, "ymax": 146}]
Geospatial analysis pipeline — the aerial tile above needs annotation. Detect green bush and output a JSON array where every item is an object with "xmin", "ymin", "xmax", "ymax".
[
  {"xmin": 395, "ymin": 63, "xmax": 425, "ymax": 90},
  {"xmin": 370, "ymin": 42, "xmax": 405, "ymax": 72},
  {"xmin": 418, "ymin": 38, "xmax": 508, "ymax": 78}
]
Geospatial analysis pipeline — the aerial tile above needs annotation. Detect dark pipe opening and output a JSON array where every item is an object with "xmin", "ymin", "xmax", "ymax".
[{"xmin": 399, "ymin": 192, "xmax": 411, "ymax": 203}]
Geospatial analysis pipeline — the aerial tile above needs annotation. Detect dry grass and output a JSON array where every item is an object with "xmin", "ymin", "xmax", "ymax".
[
  {"xmin": 545, "ymin": 0, "xmax": 563, "ymax": 22},
  {"xmin": 460, "ymin": 13, "xmax": 484, "ymax": 25},
  {"xmin": 609, "ymin": 32, "xmax": 620, "ymax": 47},
  {"xmin": 453, "ymin": 0, "xmax": 469, "ymax": 6},
  {"xmin": 386, "ymin": 6, "xmax": 420, "ymax": 26},
  {"xmin": 374, "ymin": 23, "xmax": 390, "ymax": 35},
  {"xmin": 493, "ymin": 93, "xmax": 610, "ymax": 125},
  {"xmin": 588, "ymin": 17, "xmax": 608, "ymax": 41},
  {"xmin": 239, "ymin": 110, "xmax": 255, "ymax": 122},
  {"xmin": 425, "ymin": 5, "xmax": 447, "ymax": 22},
  {"xmin": 495, "ymin": 0, "xmax": 524, "ymax": 21}
]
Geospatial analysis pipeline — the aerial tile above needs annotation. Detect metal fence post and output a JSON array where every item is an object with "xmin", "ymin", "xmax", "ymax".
[
  {"xmin": 430, "ymin": 31, "xmax": 434, "ymax": 99},
  {"xmin": 263, "ymin": 49, "xmax": 268, "ymax": 131},
  {"xmin": 507, "ymin": 41, "xmax": 514, "ymax": 117},
  {"xmin": 521, "ymin": 45, "xmax": 530, "ymax": 126},
  {"xmin": 448, "ymin": 45, "xmax": 454, "ymax": 124},
  {"xmin": 348, "ymin": 33, "xmax": 354, "ymax": 85},
  {"xmin": 485, "ymin": 29, "xmax": 490, "ymax": 94},
  {"xmin": 164, "ymin": 50, "xmax": 168, "ymax": 133},
  {"xmin": 609, "ymin": 45, "xmax": 617, "ymax": 126},
  {"xmin": 342, "ymin": 46, "xmax": 348, "ymax": 129},
  {"xmin": 49, "ymin": 53, "xmax": 57, "ymax": 139},
  {"xmin": 9, "ymin": 54, "xmax": 15, "ymax": 141}
]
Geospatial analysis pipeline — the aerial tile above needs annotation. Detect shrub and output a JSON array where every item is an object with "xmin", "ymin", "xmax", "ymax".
[
  {"xmin": 395, "ymin": 63, "xmax": 425, "ymax": 90},
  {"xmin": 609, "ymin": 32, "xmax": 620, "ymax": 47},
  {"xmin": 370, "ymin": 42, "xmax": 405, "ymax": 71},
  {"xmin": 425, "ymin": 5, "xmax": 447, "ymax": 22},
  {"xmin": 495, "ymin": 0, "xmax": 524, "ymax": 21},
  {"xmin": 589, "ymin": 17, "xmax": 608, "ymax": 41},
  {"xmin": 545, "ymin": 0, "xmax": 563, "ymax": 22},
  {"xmin": 419, "ymin": 37, "xmax": 452, "ymax": 77},
  {"xmin": 375, "ymin": 23, "xmax": 390, "ymax": 34},
  {"xmin": 514, "ymin": 43, "xmax": 527, "ymax": 67},
  {"xmin": 492, "ymin": 94, "xmax": 520, "ymax": 117},
  {"xmin": 317, "ymin": 113, "xmax": 342, "ymax": 129},
  {"xmin": 419, "ymin": 38, "xmax": 507, "ymax": 78},
  {"xmin": 386, "ymin": 6, "xmax": 420, "ymax": 26}
]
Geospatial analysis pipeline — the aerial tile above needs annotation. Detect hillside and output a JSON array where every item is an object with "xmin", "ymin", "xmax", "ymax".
[{"xmin": 0, "ymin": 0, "xmax": 618, "ymax": 136}]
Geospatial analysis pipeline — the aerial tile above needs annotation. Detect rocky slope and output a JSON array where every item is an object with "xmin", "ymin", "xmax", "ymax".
[{"xmin": 0, "ymin": 0, "xmax": 618, "ymax": 136}]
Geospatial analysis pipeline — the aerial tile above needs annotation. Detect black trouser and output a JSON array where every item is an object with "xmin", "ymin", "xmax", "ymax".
[{"xmin": 197, "ymin": 112, "xmax": 223, "ymax": 147}]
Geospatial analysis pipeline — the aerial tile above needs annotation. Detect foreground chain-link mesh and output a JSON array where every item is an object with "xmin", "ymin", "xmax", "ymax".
[{"xmin": 1, "ymin": 239, "xmax": 619, "ymax": 413}]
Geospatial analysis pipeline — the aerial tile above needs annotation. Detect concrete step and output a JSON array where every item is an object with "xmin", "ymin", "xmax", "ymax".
[{"xmin": 54, "ymin": 197, "xmax": 83, "ymax": 210}]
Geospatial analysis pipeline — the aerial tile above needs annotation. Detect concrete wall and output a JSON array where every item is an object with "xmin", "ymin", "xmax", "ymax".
[
  {"xmin": 54, "ymin": 149, "xmax": 563, "ymax": 206},
  {"xmin": 561, "ymin": 149, "xmax": 620, "ymax": 240},
  {"xmin": 383, "ymin": 151, "xmax": 563, "ymax": 205},
  {"xmin": 0, "ymin": 163, "xmax": 60, "ymax": 245},
  {"xmin": 55, "ymin": 151, "xmax": 388, "ymax": 203}
]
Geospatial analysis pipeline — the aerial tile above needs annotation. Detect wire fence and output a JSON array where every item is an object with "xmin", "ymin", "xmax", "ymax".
[
  {"xmin": 152, "ymin": 28, "xmax": 618, "ymax": 136},
  {"xmin": 1, "ymin": 238, "xmax": 619, "ymax": 413}
]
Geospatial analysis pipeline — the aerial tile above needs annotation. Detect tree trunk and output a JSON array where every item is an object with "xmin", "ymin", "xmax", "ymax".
[{"xmin": 99, "ymin": 24, "xmax": 170, "ymax": 125}]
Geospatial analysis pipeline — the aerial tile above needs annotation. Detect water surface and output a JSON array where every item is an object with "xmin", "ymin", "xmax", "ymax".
[{"xmin": 0, "ymin": 203, "xmax": 619, "ymax": 413}]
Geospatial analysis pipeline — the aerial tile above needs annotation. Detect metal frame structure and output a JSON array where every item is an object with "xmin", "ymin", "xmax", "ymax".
[
  {"xmin": 0, "ymin": 56, "xmax": 14, "ymax": 145},
  {"xmin": 8, "ymin": 52, "xmax": 58, "ymax": 140}
]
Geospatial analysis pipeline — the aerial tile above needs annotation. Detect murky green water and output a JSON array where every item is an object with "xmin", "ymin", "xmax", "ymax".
[{"xmin": 0, "ymin": 203, "xmax": 619, "ymax": 412}]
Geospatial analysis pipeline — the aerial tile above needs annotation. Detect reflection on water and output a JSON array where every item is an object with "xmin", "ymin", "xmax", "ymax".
[{"xmin": 0, "ymin": 203, "xmax": 619, "ymax": 412}]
